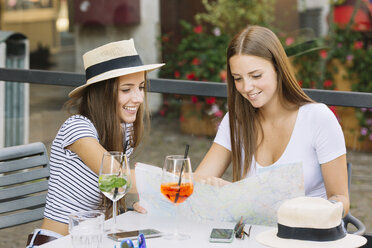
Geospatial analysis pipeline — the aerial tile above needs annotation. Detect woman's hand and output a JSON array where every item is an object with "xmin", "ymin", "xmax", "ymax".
[{"xmin": 132, "ymin": 202, "xmax": 147, "ymax": 214}]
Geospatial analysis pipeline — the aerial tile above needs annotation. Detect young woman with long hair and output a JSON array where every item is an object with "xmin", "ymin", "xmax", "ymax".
[
  {"xmin": 26, "ymin": 39, "xmax": 164, "ymax": 246},
  {"xmin": 195, "ymin": 25, "xmax": 349, "ymax": 215}
]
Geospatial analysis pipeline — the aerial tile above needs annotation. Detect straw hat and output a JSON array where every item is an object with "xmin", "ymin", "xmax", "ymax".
[
  {"xmin": 256, "ymin": 197, "xmax": 367, "ymax": 248},
  {"xmin": 69, "ymin": 39, "xmax": 165, "ymax": 97}
]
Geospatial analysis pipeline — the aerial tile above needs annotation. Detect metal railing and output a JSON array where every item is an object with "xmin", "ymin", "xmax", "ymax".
[{"xmin": 0, "ymin": 67, "xmax": 372, "ymax": 108}]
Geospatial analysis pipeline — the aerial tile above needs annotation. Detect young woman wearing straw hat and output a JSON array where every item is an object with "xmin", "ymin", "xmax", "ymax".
[
  {"xmin": 26, "ymin": 39, "xmax": 164, "ymax": 246},
  {"xmin": 195, "ymin": 26, "xmax": 350, "ymax": 216}
]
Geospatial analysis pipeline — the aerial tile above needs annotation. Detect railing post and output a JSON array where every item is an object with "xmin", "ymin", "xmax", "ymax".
[{"xmin": 0, "ymin": 31, "xmax": 29, "ymax": 148}]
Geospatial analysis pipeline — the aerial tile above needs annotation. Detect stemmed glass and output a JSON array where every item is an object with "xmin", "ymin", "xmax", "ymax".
[
  {"xmin": 160, "ymin": 155, "xmax": 194, "ymax": 240},
  {"xmin": 98, "ymin": 151, "xmax": 131, "ymax": 234}
]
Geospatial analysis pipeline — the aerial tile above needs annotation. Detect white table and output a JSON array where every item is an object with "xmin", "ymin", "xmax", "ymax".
[{"xmin": 39, "ymin": 211, "xmax": 271, "ymax": 248}]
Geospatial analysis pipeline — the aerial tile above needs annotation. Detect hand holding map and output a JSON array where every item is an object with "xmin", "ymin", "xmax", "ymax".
[{"xmin": 135, "ymin": 162, "xmax": 304, "ymax": 226}]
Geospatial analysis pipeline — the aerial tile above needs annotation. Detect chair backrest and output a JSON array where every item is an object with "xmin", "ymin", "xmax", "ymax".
[
  {"xmin": 344, "ymin": 162, "xmax": 366, "ymax": 235},
  {"xmin": 0, "ymin": 142, "xmax": 50, "ymax": 229}
]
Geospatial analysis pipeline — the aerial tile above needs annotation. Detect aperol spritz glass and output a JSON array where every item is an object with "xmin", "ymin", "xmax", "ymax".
[{"xmin": 160, "ymin": 155, "xmax": 194, "ymax": 240}]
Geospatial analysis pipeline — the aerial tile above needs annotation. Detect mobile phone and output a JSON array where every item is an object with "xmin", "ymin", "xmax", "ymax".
[
  {"xmin": 209, "ymin": 228, "xmax": 234, "ymax": 243},
  {"xmin": 107, "ymin": 229, "xmax": 162, "ymax": 241}
]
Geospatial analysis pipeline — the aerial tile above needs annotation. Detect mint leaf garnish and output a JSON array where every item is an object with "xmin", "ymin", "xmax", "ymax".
[{"xmin": 98, "ymin": 175, "xmax": 127, "ymax": 192}]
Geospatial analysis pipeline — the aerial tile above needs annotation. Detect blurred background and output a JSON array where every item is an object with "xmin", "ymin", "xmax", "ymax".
[{"xmin": 0, "ymin": 0, "xmax": 371, "ymax": 247}]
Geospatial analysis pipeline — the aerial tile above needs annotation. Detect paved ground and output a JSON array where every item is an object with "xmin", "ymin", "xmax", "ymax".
[{"xmin": 1, "ymin": 45, "xmax": 371, "ymax": 247}]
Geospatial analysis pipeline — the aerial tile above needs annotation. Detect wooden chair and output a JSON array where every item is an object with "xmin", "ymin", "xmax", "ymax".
[
  {"xmin": 0, "ymin": 142, "xmax": 50, "ymax": 229},
  {"xmin": 343, "ymin": 162, "xmax": 366, "ymax": 235}
]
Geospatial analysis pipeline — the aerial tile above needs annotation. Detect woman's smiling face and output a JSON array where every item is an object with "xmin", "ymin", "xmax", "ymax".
[
  {"xmin": 117, "ymin": 71, "xmax": 145, "ymax": 123},
  {"xmin": 229, "ymin": 54, "xmax": 278, "ymax": 109}
]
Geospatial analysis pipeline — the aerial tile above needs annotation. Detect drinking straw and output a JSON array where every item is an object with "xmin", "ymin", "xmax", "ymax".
[
  {"xmin": 113, "ymin": 141, "xmax": 129, "ymax": 199},
  {"xmin": 174, "ymin": 144, "xmax": 189, "ymax": 203}
]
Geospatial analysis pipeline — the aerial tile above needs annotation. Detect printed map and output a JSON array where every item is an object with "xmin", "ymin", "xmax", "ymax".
[{"xmin": 135, "ymin": 162, "xmax": 304, "ymax": 226}]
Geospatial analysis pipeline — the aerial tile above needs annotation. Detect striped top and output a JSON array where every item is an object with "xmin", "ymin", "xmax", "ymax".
[{"xmin": 44, "ymin": 115, "xmax": 133, "ymax": 224}]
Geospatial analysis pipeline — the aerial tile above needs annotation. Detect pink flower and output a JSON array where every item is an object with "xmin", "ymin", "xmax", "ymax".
[
  {"xmin": 285, "ymin": 37, "xmax": 295, "ymax": 46},
  {"xmin": 319, "ymin": 50, "xmax": 328, "ymax": 59},
  {"xmin": 214, "ymin": 110, "xmax": 223, "ymax": 118},
  {"xmin": 369, "ymin": 134, "xmax": 372, "ymax": 141},
  {"xmin": 174, "ymin": 70, "xmax": 180, "ymax": 78},
  {"xmin": 193, "ymin": 25, "xmax": 203, "ymax": 34},
  {"xmin": 213, "ymin": 27, "xmax": 221, "ymax": 36},
  {"xmin": 205, "ymin": 97, "xmax": 216, "ymax": 105},
  {"xmin": 361, "ymin": 127, "xmax": 368, "ymax": 136},
  {"xmin": 337, "ymin": 43, "xmax": 343, "ymax": 48},
  {"xmin": 346, "ymin": 54, "xmax": 353, "ymax": 62},
  {"xmin": 191, "ymin": 96, "xmax": 198, "ymax": 103},
  {"xmin": 191, "ymin": 58, "xmax": 200, "ymax": 65},
  {"xmin": 354, "ymin": 41, "xmax": 363, "ymax": 50}
]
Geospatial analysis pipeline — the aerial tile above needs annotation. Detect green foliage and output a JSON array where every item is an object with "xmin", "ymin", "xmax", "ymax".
[
  {"xmin": 280, "ymin": 4, "xmax": 372, "ymax": 141},
  {"xmin": 160, "ymin": 20, "xmax": 229, "ymax": 82},
  {"xmin": 159, "ymin": 20, "xmax": 229, "ymax": 121},
  {"xmin": 195, "ymin": 0, "xmax": 275, "ymax": 36}
]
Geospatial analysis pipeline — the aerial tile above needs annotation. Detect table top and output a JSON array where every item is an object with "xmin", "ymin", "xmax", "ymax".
[{"xmin": 39, "ymin": 211, "xmax": 271, "ymax": 248}]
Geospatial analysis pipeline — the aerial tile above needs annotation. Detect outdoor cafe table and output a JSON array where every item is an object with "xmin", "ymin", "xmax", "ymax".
[{"xmin": 39, "ymin": 211, "xmax": 271, "ymax": 248}]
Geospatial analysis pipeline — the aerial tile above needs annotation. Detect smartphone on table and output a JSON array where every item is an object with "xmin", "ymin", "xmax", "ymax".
[
  {"xmin": 209, "ymin": 228, "xmax": 234, "ymax": 243},
  {"xmin": 107, "ymin": 229, "xmax": 163, "ymax": 241}
]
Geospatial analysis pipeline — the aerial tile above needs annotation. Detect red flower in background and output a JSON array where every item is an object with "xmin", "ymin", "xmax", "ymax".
[
  {"xmin": 186, "ymin": 72, "xmax": 196, "ymax": 80},
  {"xmin": 162, "ymin": 35, "xmax": 169, "ymax": 42},
  {"xmin": 193, "ymin": 25, "xmax": 203, "ymax": 34},
  {"xmin": 174, "ymin": 70, "xmax": 180, "ymax": 78},
  {"xmin": 354, "ymin": 41, "xmax": 363, "ymax": 49},
  {"xmin": 179, "ymin": 115, "xmax": 185, "ymax": 122},
  {"xmin": 159, "ymin": 109, "xmax": 166, "ymax": 116},
  {"xmin": 323, "ymin": 80, "xmax": 333, "ymax": 88},
  {"xmin": 192, "ymin": 58, "xmax": 200, "ymax": 65},
  {"xmin": 328, "ymin": 106, "xmax": 340, "ymax": 122},
  {"xmin": 319, "ymin": 50, "xmax": 328, "ymax": 59},
  {"xmin": 191, "ymin": 95, "xmax": 198, "ymax": 103},
  {"xmin": 220, "ymin": 70, "xmax": 227, "ymax": 82},
  {"xmin": 298, "ymin": 80, "xmax": 303, "ymax": 87},
  {"xmin": 205, "ymin": 97, "xmax": 216, "ymax": 105}
]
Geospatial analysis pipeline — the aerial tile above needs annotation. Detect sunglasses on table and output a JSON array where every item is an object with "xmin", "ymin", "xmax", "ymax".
[
  {"xmin": 115, "ymin": 233, "xmax": 146, "ymax": 248},
  {"xmin": 234, "ymin": 216, "xmax": 252, "ymax": 240}
]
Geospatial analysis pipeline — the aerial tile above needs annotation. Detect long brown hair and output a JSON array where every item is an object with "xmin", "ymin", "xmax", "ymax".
[
  {"xmin": 226, "ymin": 25, "xmax": 313, "ymax": 181},
  {"xmin": 64, "ymin": 73, "xmax": 150, "ymax": 218}
]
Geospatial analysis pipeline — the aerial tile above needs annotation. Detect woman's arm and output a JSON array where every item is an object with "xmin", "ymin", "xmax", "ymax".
[
  {"xmin": 195, "ymin": 142, "xmax": 232, "ymax": 178},
  {"xmin": 321, "ymin": 154, "xmax": 349, "ymax": 217},
  {"xmin": 67, "ymin": 137, "xmax": 138, "ymax": 193},
  {"xmin": 66, "ymin": 137, "xmax": 106, "ymax": 175}
]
